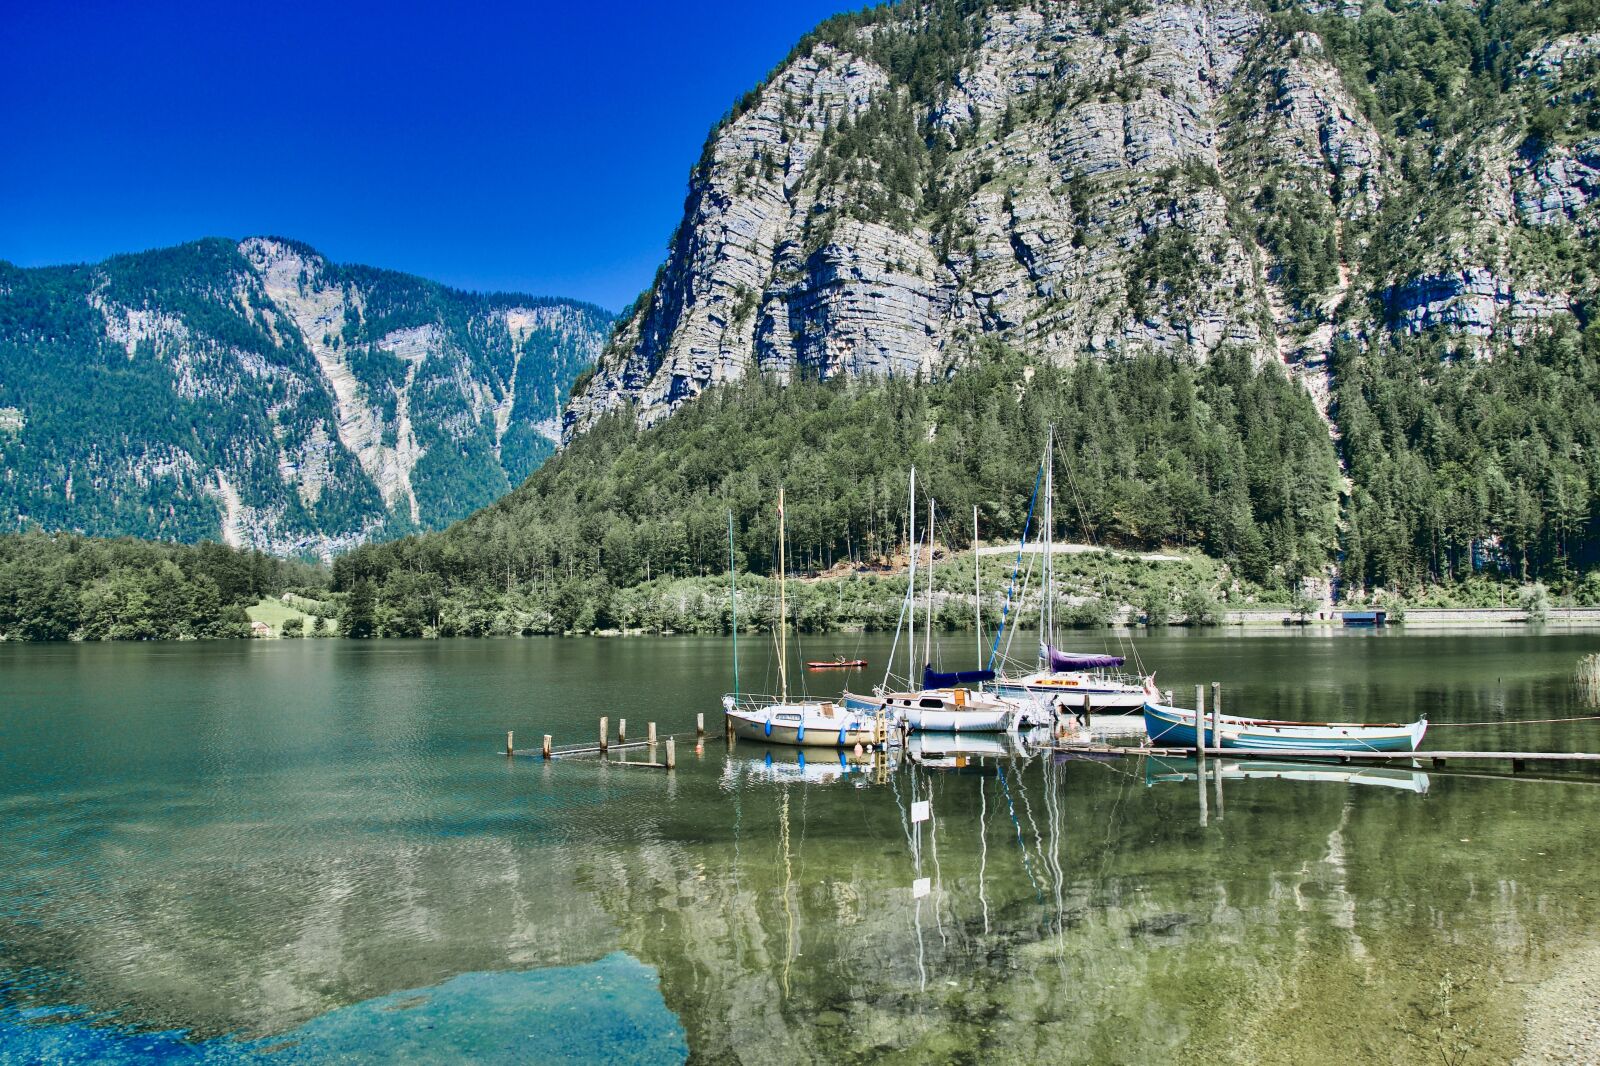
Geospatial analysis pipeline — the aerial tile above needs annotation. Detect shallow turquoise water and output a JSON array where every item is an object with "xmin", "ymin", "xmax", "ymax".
[{"xmin": 2, "ymin": 628, "xmax": 1600, "ymax": 1063}]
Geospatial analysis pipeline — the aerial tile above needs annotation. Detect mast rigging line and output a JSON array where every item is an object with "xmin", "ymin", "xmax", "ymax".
[
  {"xmin": 986, "ymin": 458, "xmax": 1046, "ymax": 673},
  {"xmin": 1051, "ymin": 424, "xmax": 1147, "ymax": 676}
]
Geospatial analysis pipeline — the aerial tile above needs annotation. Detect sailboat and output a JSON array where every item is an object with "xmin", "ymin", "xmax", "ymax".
[
  {"xmin": 842, "ymin": 469, "xmax": 1019, "ymax": 733},
  {"xmin": 721, "ymin": 490, "xmax": 881, "ymax": 749},
  {"xmin": 985, "ymin": 434, "xmax": 1158, "ymax": 719}
]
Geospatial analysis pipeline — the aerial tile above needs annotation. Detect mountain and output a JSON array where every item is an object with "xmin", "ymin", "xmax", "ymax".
[
  {"xmin": 0, "ymin": 238, "xmax": 612, "ymax": 556},
  {"xmin": 568, "ymin": 0, "xmax": 1598, "ymax": 440},
  {"xmin": 549, "ymin": 0, "xmax": 1600, "ymax": 598}
]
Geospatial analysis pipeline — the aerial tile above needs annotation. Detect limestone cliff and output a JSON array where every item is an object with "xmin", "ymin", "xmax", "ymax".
[
  {"xmin": 0, "ymin": 239, "xmax": 611, "ymax": 556},
  {"xmin": 565, "ymin": 0, "xmax": 1600, "ymax": 440}
]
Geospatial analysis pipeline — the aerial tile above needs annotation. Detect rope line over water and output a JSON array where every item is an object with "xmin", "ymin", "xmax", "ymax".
[{"xmin": 1429, "ymin": 714, "xmax": 1600, "ymax": 728}]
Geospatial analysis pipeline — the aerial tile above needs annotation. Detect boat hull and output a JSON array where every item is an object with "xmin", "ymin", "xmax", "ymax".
[
  {"xmin": 988, "ymin": 673, "xmax": 1154, "ymax": 714},
  {"xmin": 1142, "ymin": 703, "xmax": 1427, "ymax": 752},
  {"xmin": 841, "ymin": 689, "xmax": 1013, "ymax": 732},
  {"xmin": 723, "ymin": 698, "xmax": 880, "ymax": 748}
]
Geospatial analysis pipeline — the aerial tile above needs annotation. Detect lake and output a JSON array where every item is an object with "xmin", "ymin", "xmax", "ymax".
[{"xmin": 3, "ymin": 628, "xmax": 1600, "ymax": 1064}]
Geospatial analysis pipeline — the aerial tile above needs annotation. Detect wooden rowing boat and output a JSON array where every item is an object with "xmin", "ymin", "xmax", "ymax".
[
  {"xmin": 806, "ymin": 657, "xmax": 868, "ymax": 670},
  {"xmin": 1142, "ymin": 702, "xmax": 1427, "ymax": 752}
]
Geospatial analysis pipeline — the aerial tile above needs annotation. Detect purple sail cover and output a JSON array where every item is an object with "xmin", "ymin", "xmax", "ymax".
[{"xmin": 1047, "ymin": 646, "xmax": 1125, "ymax": 671}]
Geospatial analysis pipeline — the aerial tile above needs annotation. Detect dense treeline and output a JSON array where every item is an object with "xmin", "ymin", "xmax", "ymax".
[
  {"xmin": 0, "ymin": 532, "xmax": 321, "ymax": 641},
  {"xmin": 335, "ymin": 345, "xmax": 1340, "ymax": 634},
  {"xmin": 1337, "ymin": 322, "xmax": 1600, "ymax": 592}
]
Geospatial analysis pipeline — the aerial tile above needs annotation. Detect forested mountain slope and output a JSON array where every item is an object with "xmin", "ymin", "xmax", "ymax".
[
  {"xmin": 0, "ymin": 239, "xmax": 611, "ymax": 556},
  {"xmin": 339, "ymin": 346, "xmax": 1341, "ymax": 634},
  {"xmin": 560, "ymin": 0, "xmax": 1600, "ymax": 594}
]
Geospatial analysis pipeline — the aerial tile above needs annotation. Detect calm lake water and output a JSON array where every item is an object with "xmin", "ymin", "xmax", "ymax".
[{"xmin": 3, "ymin": 628, "xmax": 1600, "ymax": 1064}]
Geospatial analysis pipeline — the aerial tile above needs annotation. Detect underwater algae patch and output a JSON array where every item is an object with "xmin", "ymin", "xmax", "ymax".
[{"xmin": 0, "ymin": 951, "xmax": 686, "ymax": 1064}]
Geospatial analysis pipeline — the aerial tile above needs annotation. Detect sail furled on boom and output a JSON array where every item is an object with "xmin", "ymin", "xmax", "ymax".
[
  {"xmin": 923, "ymin": 666, "xmax": 996, "ymax": 688},
  {"xmin": 1045, "ymin": 646, "xmax": 1124, "ymax": 671}
]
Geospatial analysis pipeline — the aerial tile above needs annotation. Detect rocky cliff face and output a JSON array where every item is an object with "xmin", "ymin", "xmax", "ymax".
[
  {"xmin": 0, "ymin": 239, "xmax": 610, "ymax": 556},
  {"xmin": 566, "ymin": 0, "xmax": 1600, "ymax": 440}
]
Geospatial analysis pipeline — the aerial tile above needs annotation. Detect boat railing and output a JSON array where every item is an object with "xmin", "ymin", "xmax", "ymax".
[{"xmin": 726, "ymin": 692, "xmax": 827, "ymax": 710}]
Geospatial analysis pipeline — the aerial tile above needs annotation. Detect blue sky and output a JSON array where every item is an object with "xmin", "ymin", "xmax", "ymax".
[{"xmin": 0, "ymin": 0, "xmax": 864, "ymax": 311}]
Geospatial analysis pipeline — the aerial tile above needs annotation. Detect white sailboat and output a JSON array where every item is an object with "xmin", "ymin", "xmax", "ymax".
[
  {"xmin": 721, "ymin": 489, "xmax": 881, "ymax": 749},
  {"xmin": 986, "ymin": 433, "xmax": 1158, "ymax": 720}
]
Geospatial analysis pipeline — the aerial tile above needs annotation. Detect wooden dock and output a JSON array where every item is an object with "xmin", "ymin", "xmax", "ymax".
[
  {"xmin": 503, "ymin": 719, "xmax": 707, "ymax": 770},
  {"xmin": 1047, "ymin": 742, "xmax": 1600, "ymax": 773}
]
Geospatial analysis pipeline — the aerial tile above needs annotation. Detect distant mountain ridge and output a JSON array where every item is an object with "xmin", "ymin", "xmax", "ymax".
[{"xmin": 0, "ymin": 238, "xmax": 612, "ymax": 556}]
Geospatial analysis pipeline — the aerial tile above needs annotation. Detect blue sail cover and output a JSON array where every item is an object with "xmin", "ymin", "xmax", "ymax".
[
  {"xmin": 1047, "ymin": 646, "xmax": 1125, "ymax": 671},
  {"xmin": 923, "ymin": 665, "xmax": 996, "ymax": 688}
]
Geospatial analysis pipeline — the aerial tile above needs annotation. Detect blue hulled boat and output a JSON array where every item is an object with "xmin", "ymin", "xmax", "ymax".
[{"xmin": 1142, "ymin": 702, "xmax": 1427, "ymax": 752}]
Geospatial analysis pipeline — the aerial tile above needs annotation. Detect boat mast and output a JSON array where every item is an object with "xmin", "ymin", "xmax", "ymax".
[
  {"xmin": 1044, "ymin": 430, "xmax": 1055, "ymax": 656},
  {"xmin": 974, "ymin": 505, "xmax": 982, "ymax": 668},
  {"xmin": 906, "ymin": 466, "xmax": 917, "ymax": 686},
  {"xmin": 778, "ymin": 486, "xmax": 788, "ymax": 702},
  {"xmin": 924, "ymin": 493, "xmax": 934, "ymax": 681},
  {"xmin": 728, "ymin": 510, "xmax": 739, "ymax": 700}
]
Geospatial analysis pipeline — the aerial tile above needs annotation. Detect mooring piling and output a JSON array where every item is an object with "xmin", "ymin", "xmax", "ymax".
[
  {"xmin": 1211, "ymin": 682, "xmax": 1221, "ymax": 747},
  {"xmin": 599, "ymin": 716, "xmax": 609, "ymax": 755},
  {"xmin": 619, "ymin": 718, "xmax": 627, "ymax": 744},
  {"xmin": 696, "ymin": 712, "xmax": 705, "ymax": 737},
  {"xmin": 542, "ymin": 734, "xmax": 552, "ymax": 759},
  {"xmin": 665, "ymin": 736, "xmax": 677, "ymax": 770},
  {"xmin": 1195, "ymin": 684, "xmax": 1207, "ymax": 758},
  {"xmin": 506, "ymin": 730, "xmax": 514, "ymax": 757},
  {"xmin": 648, "ymin": 721, "xmax": 657, "ymax": 746}
]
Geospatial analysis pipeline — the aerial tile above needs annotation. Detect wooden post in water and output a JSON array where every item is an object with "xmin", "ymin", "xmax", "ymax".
[
  {"xmin": 542, "ymin": 734, "xmax": 552, "ymax": 759},
  {"xmin": 725, "ymin": 713, "xmax": 734, "ymax": 743},
  {"xmin": 1210, "ymin": 682, "xmax": 1221, "ymax": 753},
  {"xmin": 696, "ymin": 712, "xmax": 705, "ymax": 738},
  {"xmin": 665, "ymin": 737, "xmax": 677, "ymax": 770},
  {"xmin": 648, "ymin": 721, "xmax": 657, "ymax": 746},
  {"xmin": 506, "ymin": 731, "xmax": 514, "ymax": 756},
  {"xmin": 599, "ymin": 716, "xmax": 609, "ymax": 755},
  {"xmin": 1195, "ymin": 685, "xmax": 1207, "ymax": 755},
  {"xmin": 619, "ymin": 718, "xmax": 627, "ymax": 744}
]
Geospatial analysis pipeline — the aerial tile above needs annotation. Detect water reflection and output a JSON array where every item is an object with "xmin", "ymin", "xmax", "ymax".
[
  {"xmin": 5, "ymin": 632, "xmax": 1600, "ymax": 1063},
  {"xmin": 1144, "ymin": 754, "xmax": 1433, "ymax": 794}
]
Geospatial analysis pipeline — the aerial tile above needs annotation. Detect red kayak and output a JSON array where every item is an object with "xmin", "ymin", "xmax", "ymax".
[{"xmin": 806, "ymin": 658, "xmax": 868, "ymax": 670}]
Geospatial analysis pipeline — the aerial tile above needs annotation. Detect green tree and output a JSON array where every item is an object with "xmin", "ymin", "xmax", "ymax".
[
  {"xmin": 1180, "ymin": 589, "xmax": 1220, "ymax": 627},
  {"xmin": 1138, "ymin": 586, "xmax": 1169, "ymax": 627},
  {"xmin": 341, "ymin": 579, "xmax": 378, "ymax": 638}
]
